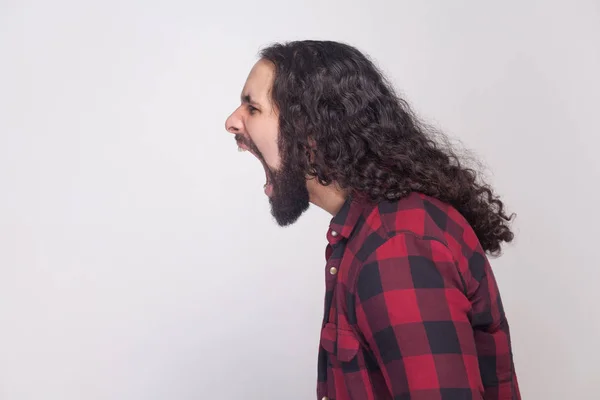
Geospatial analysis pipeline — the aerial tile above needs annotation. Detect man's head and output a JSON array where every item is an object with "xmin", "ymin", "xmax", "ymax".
[
  {"xmin": 225, "ymin": 40, "xmax": 514, "ymax": 254},
  {"xmin": 225, "ymin": 59, "xmax": 310, "ymax": 226},
  {"xmin": 225, "ymin": 41, "xmax": 387, "ymax": 226}
]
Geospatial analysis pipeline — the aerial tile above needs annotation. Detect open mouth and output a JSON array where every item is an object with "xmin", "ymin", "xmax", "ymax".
[{"xmin": 236, "ymin": 137, "xmax": 274, "ymax": 196}]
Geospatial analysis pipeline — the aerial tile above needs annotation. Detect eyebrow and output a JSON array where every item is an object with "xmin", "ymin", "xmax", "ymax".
[{"xmin": 241, "ymin": 93, "xmax": 261, "ymax": 107}]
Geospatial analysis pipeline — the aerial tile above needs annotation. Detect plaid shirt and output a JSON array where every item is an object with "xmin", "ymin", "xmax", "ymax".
[{"xmin": 317, "ymin": 192, "xmax": 520, "ymax": 400}]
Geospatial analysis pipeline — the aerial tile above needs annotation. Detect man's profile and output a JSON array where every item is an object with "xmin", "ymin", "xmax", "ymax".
[{"xmin": 225, "ymin": 40, "xmax": 520, "ymax": 400}]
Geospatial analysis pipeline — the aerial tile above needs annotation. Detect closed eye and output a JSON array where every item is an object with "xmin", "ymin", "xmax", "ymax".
[{"xmin": 247, "ymin": 105, "xmax": 258, "ymax": 115}]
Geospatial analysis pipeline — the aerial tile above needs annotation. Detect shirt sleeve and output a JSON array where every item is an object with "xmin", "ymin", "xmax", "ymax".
[{"xmin": 353, "ymin": 232, "xmax": 519, "ymax": 399}]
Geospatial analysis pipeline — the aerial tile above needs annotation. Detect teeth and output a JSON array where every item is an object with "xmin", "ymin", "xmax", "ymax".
[{"xmin": 238, "ymin": 147, "xmax": 246, "ymax": 152}]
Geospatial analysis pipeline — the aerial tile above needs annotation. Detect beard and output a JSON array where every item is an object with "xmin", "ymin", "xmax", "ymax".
[
  {"xmin": 236, "ymin": 134, "xmax": 310, "ymax": 226},
  {"xmin": 267, "ymin": 162, "xmax": 310, "ymax": 226}
]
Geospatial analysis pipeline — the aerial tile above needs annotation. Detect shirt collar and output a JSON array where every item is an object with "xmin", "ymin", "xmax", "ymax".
[{"xmin": 327, "ymin": 196, "xmax": 365, "ymax": 243}]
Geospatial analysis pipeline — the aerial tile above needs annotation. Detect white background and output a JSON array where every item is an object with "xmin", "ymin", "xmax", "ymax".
[{"xmin": 1, "ymin": 1, "xmax": 599, "ymax": 399}]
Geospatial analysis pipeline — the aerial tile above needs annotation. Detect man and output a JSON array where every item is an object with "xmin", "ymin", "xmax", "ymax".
[{"xmin": 225, "ymin": 41, "xmax": 520, "ymax": 400}]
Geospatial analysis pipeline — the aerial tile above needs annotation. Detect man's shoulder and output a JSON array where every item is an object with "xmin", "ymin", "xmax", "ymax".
[{"xmin": 354, "ymin": 192, "xmax": 472, "ymax": 249}]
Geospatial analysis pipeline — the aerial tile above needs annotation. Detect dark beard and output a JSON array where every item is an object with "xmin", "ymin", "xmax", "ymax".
[
  {"xmin": 268, "ymin": 161, "xmax": 310, "ymax": 226},
  {"xmin": 235, "ymin": 134, "xmax": 309, "ymax": 226}
]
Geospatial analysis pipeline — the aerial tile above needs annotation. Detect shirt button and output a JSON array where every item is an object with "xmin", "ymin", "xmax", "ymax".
[
  {"xmin": 331, "ymin": 230, "xmax": 338, "ymax": 237},
  {"xmin": 329, "ymin": 266, "xmax": 338, "ymax": 275}
]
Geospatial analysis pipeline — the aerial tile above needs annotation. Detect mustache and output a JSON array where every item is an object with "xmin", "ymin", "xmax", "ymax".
[{"xmin": 235, "ymin": 134, "xmax": 261, "ymax": 156}]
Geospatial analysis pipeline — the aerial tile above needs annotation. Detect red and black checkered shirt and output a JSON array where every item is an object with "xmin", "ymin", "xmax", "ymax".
[{"xmin": 317, "ymin": 192, "xmax": 520, "ymax": 400}]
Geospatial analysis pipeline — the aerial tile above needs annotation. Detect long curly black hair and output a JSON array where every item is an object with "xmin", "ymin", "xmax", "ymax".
[{"xmin": 260, "ymin": 40, "xmax": 514, "ymax": 255}]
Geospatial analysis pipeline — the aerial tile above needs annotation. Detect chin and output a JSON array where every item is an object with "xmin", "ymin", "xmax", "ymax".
[{"xmin": 269, "ymin": 193, "xmax": 310, "ymax": 227}]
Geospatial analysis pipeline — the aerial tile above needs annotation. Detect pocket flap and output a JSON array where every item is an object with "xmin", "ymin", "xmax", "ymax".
[{"xmin": 320, "ymin": 323, "xmax": 360, "ymax": 362}]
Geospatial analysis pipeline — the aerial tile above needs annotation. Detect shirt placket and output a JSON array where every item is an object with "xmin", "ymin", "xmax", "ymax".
[{"xmin": 319, "ymin": 227, "xmax": 345, "ymax": 400}]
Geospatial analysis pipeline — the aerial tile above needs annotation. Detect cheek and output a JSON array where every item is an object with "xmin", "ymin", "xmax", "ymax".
[
  {"xmin": 260, "ymin": 141, "xmax": 281, "ymax": 169},
  {"xmin": 249, "ymin": 119, "xmax": 281, "ymax": 169}
]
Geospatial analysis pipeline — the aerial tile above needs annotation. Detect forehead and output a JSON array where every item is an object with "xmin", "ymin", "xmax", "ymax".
[{"xmin": 242, "ymin": 59, "xmax": 274, "ymax": 103}]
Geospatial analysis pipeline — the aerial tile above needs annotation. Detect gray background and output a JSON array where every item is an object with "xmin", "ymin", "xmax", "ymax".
[{"xmin": 1, "ymin": 0, "xmax": 599, "ymax": 399}]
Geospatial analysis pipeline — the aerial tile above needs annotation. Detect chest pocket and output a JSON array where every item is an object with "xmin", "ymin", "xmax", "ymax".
[{"xmin": 320, "ymin": 322, "xmax": 360, "ymax": 363}]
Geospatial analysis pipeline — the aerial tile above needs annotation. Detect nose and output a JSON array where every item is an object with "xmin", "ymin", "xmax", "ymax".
[{"xmin": 225, "ymin": 108, "xmax": 243, "ymax": 135}]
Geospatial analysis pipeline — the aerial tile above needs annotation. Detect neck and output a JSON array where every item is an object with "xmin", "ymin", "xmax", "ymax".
[{"xmin": 308, "ymin": 179, "xmax": 348, "ymax": 216}]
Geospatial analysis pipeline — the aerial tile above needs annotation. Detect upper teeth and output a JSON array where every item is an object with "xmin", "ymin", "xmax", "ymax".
[{"xmin": 238, "ymin": 147, "xmax": 247, "ymax": 152}]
